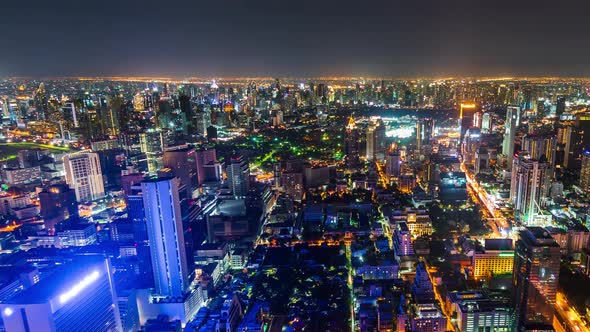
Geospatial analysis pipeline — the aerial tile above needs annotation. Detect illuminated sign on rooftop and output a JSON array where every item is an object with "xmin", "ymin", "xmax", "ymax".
[{"xmin": 59, "ymin": 270, "xmax": 100, "ymax": 304}]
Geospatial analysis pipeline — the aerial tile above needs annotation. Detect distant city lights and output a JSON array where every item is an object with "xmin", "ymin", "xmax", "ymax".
[{"xmin": 385, "ymin": 127, "xmax": 414, "ymax": 138}]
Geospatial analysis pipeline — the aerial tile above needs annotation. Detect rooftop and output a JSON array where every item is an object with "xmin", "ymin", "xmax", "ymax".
[{"xmin": 3, "ymin": 255, "xmax": 108, "ymax": 304}]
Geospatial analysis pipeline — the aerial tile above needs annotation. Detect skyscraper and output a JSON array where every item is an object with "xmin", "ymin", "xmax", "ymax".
[
  {"xmin": 461, "ymin": 128, "xmax": 481, "ymax": 165},
  {"xmin": 459, "ymin": 103, "xmax": 476, "ymax": 143},
  {"xmin": 63, "ymin": 152, "xmax": 105, "ymax": 202},
  {"xmin": 416, "ymin": 118, "xmax": 434, "ymax": 150},
  {"xmin": 521, "ymin": 134, "xmax": 556, "ymax": 169},
  {"xmin": 140, "ymin": 129, "xmax": 167, "ymax": 174},
  {"xmin": 365, "ymin": 119, "xmax": 387, "ymax": 162},
  {"xmin": 386, "ymin": 150, "xmax": 401, "ymax": 178},
  {"xmin": 141, "ymin": 177, "xmax": 189, "ymax": 298},
  {"xmin": 366, "ymin": 126, "xmax": 376, "ymax": 161},
  {"xmin": 163, "ymin": 146, "xmax": 198, "ymax": 198},
  {"xmin": 34, "ymin": 82, "xmax": 49, "ymax": 120},
  {"xmin": 565, "ymin": 114, "xmax": 590, "ymax": 169},
  {"xmin": 374, "ymin": 121, "xmax": 387, "ymax": 161},
  {"xmin": 580, "ymin": 150, "xmax": 590, "ymax": 192},
  {"xmin": 481, "ymin": 112, "xmax": 492, "ymax": 133},
  {"xmin": 513, "ymin": 227, "xmax": 560, "ymax": 331},
  {"xmin": 195, "ymin": 109, "xmax": 211, "ymax": 136},
  {"xmin": 0, "ymin": 256, "xmax": 122, "ymax": 332},
  {"xmin": 503, "ymin": 106, "xmax": 519, "ymax": 165},
  {"xmin": 510, "ymin": 152, "xmax": 550, "ymax": 225},
  {"xmin": 226, "ymin": 156, "xmax": 250, "ymax": 198},
  {"xmin": 344, "ymin": 115, "xmax": 359, "ymax": 167},
  {"xmin": 555, "ymin": 96, "xmax": 566, "ymax": 119},
  {"xmin": 195, "ymin": 148, "xmax": 218, "ymax": 186}
]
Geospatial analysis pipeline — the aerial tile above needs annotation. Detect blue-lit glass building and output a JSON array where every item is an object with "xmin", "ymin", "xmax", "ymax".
[
  {"xmin": 141, "ymin": 177, "xmax": 189, "ymax": 298},
  {"xmin": 0, "ymin": 256, "xmax": 121, "ymax": 332}
]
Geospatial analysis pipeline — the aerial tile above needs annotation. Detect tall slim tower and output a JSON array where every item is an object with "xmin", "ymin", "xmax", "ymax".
[
  {"xmin": 459, "ymin": 103, "xmax": 476, "ymax": 144},
  {"xmin": 510, "ymin": 152, "xmax": 550, "ymax": 225},
  {"xmin": 63, "ymin": 152, "xmax": 105, "ymax": 202},
  {"xmin": 503, "ymin": 106, "xmax": 519, "ymax": 165},
  {"xmin": 418, "ymin": 118, "xmax": 434, "ymax": 147},
  {"xmin": 141, "ymin": 177, "xmax": 189, "ymax": 298},
  {"xmin": 374, "ymin": 121, "xmax": 387, "ymax": 161},
  {"xmin": 521, "ymin": 135, "xmax": 556, "ymax": 164},
  {"xmin": 226, "ymin": 156, "xmax": 250, "ymax": 198},
  {"xmin": 140, "ymin": 129, "xmax": 167, "ymax": 174},
  {"xmin": 386, "ymin": 150, "xmax": 401, "ymax": 178},
  {"xmin": 513, "ymin": 227, "xmax": 560, "ymax": 331},
  {"xmin": 366, "ymin": 126, "xmax": 375, "ymax": 161},
  {"xmin": 344, "ymin": 115, "xmax": 359, "ymax": 167}
]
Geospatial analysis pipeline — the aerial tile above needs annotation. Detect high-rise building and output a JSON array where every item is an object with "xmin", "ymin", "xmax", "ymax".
[
  {"xmin": 163, "ymin": 146, "xmax": 198, "ymax": 198},
  {"xmin": 127, "ymin": 185, "xmax": 146, "ymax": 223},
  {"xmin": 195, "ymin": 110, "xmax": 211, "ymax": 136},
  {"xmin": 33, "ymin": 82, "xmax": 49, "ymax": 120},
  {"xmin": 473, "ymin": 111, "xmax": 482, "ymax": 128},
  {"xmin": 521, "ymin": 134, "xmax": 556, "ymax": 169},
  {"xmin": 474, "ymin": 147, "xmax": 490, "ymax": 175},
  {"xmin": 226, "ymin": 156, "xmax": 250, "ymax": 198},
  {"xmin": 344, "ymin": 116, "xmax": 359, "ymax": 167},
  {"xmin": 0, "ymin": 256, "xmax": 122, "ymax": 332},
  {"xmin": 273, "ymin": 162, "xmax": 282, "ymax": 189},
  {"xmin": 366, "ymin": 120, "xmax": 387, "ymax": 161},
  {"xmin": 63, "ymin": 152, "xmax": 105, "ymax": 202},
  {"xmin": 481, "ymin": 112, "xmax": 492, "ymax": 133},
  {"xmin": 503, "ymin": 106, "xmax": 519, "ymax": 165},
  {"xmin": 580, "ymin": 150, "xmax": 590, "ymax": 192},
  {"xmin": 513, "ymin": 227, "xmax": 560, "ymax": 331},
  {"xmin": 140, "ymin": 129, "xmax": 167, "ymax": 174},
  {"xmin": 38, "ymin": 183, "xmax": 78, "ymax": 233},
  {"xmin": 141, "ymin": 177, "xmax": 189, "ymax": 298},
  {"xmin": 386, "ymin": 150, "xmax": 401, "ymax": 178},
  {"xmin": 555, "ymin": 96, "xmax": 566, "ymax": 119},
  {"xmin": 416, "ymin": 118, "xmax": 435, "ymax": 151},
  {"xmin": 510, "ymin": 152, "xmax": 550, "ymax": 224},
  {"xmin": 374, "ymin": 121, "xmax": 387, "ymax": 161},
  {"xmin": 366, "ymin": 126, "xmax": 376, "ymax": 161},
  {"xmin": 195, "ymin": 148, "xmax": 218, "ymax": 186},
  {"xmin": 459, "ymin": 103, "xmax": 477, "ymax": 143},
  {"xmin": 565, "ymin": 114, "xmax": 590, "ymax": 169},
  {"xmin": 461, "ymin": 128, "xmax": 481, "ymax": 165}
]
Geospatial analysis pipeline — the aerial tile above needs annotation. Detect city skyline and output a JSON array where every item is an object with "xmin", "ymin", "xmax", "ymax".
[{"xmin": 2, "ymin": 1, "xmax": 590, "ymax": 330}]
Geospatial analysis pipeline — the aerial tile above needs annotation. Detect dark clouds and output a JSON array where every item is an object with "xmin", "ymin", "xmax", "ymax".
[{"xmin": 0, "ymin": 0, "xmax": 588, "ymax": 77}]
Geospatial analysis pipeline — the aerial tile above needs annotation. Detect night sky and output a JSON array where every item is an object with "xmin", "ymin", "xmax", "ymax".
[{"xmin": 1, "ymin": 0, "xmax": 589, "ymax": 77}]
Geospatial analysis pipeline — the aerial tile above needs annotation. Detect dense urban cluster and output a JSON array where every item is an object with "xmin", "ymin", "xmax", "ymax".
[{"xmin": 0, "ymin": 77, "xmax": 589, "ymax": 332}]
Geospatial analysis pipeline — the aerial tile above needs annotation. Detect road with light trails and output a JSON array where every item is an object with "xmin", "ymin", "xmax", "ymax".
[
  {"xmin": 460, "ymin": 162, "xmax": 510, "ymax": 238},
  {"xmin": 555, "ymin": 292, "xmax": 589, "ymax": 332}
]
